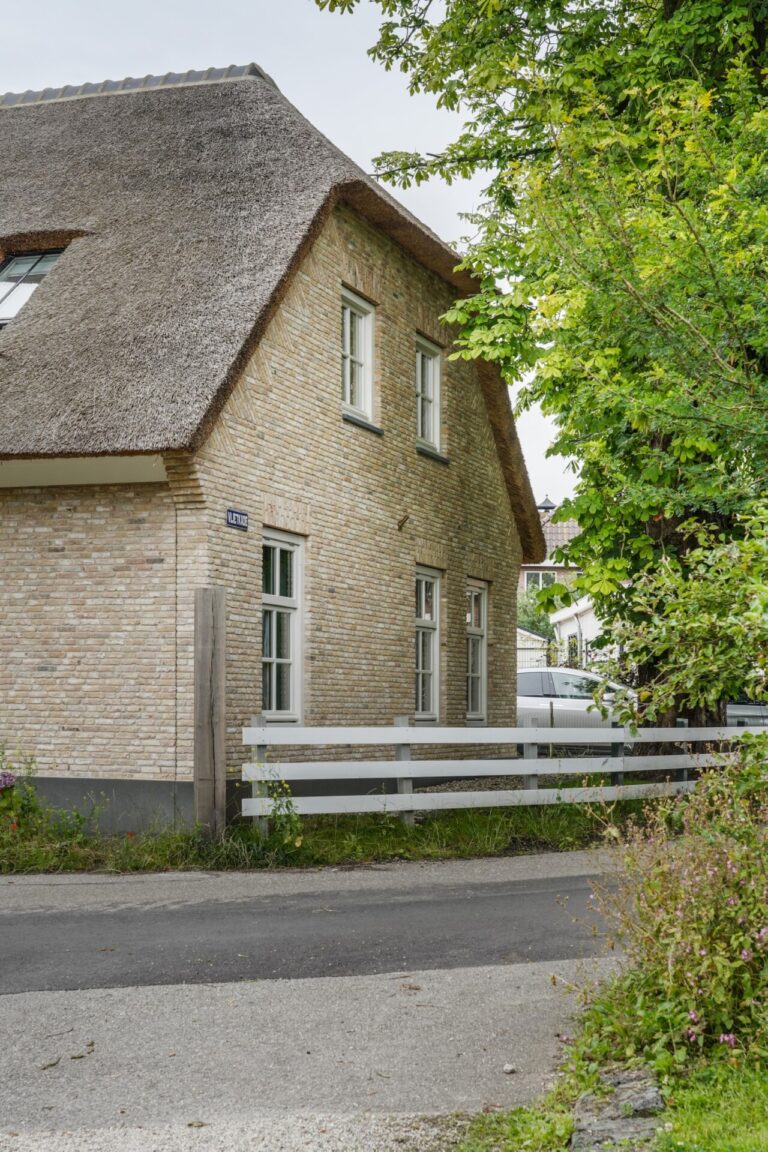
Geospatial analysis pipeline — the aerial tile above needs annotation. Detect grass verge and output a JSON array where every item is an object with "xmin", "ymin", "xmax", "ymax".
[
  {"xmin": 454, "ymin": 1060, "xmax": 768, "ymax": 1152},
  {"xmin": 0, "ymin": 793, "xmax": 646, "ymax": 873}
]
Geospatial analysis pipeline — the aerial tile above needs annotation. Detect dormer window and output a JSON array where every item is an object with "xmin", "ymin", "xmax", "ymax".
[{"xmin": 0, "ymin": 252, "xmax": 61, "ymax": 329}]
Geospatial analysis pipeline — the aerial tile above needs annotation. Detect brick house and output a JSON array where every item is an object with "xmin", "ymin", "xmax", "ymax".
[{"xmin": 0, "ymin": 65, "xmax": 544, "ymax": 828}]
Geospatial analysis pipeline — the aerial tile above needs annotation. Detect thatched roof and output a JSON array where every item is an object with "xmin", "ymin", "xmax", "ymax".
[{"xmin": 0, "ymin": 65, "xmax": 544, "ymax": 561}]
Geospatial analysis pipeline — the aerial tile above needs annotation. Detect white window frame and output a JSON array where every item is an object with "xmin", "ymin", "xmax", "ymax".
[
  {"xmin": 415, "ymin": 566, "xmax": 441, "ymax": 722},
  {"xmin": 261, "ymin": 529, "xmax": 304, "ymax": 723},
  {"xmin": 341, "ymin": 287, "xmax": 374, "ymax": 421},
  {"xmin": 525, "ymin": 569, "xmax": 556, "ymax": 592},
  {"xmin": 415, "ymin": 335, "xmax": 441, "ymax": 451},
  {"xmin": 466, "ymin": 579, "xmax": 488, "ymax": 722}
]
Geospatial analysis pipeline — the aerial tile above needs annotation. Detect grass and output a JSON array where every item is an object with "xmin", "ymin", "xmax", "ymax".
[
  {"xmin": 454, "ymin": 1061, "xmax": 768, "ymax": 1152},
  {"xmin": 656, "ymin": 1062, "xmax": 768, "ymax": 1152},
  {"xmin": 0, "ymin": 786, "xmax": 646, "ymax": 873}
]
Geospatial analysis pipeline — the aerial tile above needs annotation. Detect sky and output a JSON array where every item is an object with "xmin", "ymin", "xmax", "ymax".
[{"xmin": 1, "ymin": 0, "xmax": 575, "ymax": 505}]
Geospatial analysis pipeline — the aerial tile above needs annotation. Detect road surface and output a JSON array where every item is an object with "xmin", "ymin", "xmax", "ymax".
[{"xmin": 0, "ymin": 851, "xmax": 619, "ymax": 1151}]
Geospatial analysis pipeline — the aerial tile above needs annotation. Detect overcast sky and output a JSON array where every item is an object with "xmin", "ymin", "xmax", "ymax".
[{"xmin": 1, "ymin": 0, "xmax": 575, "ymax": 505}]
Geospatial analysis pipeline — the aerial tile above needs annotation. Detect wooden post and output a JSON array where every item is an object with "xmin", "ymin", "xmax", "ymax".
[
  {"xmin": 194, "ymin": 587, "xmax": 226, "ymax": 837},
  {"xmin": 249, "ymin": 713, "xmax": 270, "ymax": 836},
  {"xmin": 675, "ymin": 717, "xmax": 690, "ymax": 782},
  {"xmin": 523, "ymin": 717, "xmax": 539, "ymax": 792},
  {"xmin": 395, "ymin": 715, "xmax": 415, "ymax": 826},
  {"xmin": 610, "ymin": 721, "xmax": 624, "ymax": 787}
]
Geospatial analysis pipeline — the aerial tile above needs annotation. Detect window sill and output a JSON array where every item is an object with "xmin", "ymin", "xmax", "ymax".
[
  {"xmin": 342, "ymin": 410, "xmax": 384, "ymax": 437},
  {"xmin": 416, "ymin": 443, "xmax": 449, "ymax": 465},
  {"xmin": 465, "ymin": 718, "xmax": 488, "ymax": 727}
]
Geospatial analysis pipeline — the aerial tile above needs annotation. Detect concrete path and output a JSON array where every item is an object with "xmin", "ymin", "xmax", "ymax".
[{"xmin": 0, "ymin": 852, "xmax": 619, "ymax": 1151}]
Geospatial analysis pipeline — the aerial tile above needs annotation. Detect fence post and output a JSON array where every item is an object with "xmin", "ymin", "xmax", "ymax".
[
  {"xmin": 610, "ymin": 721, "xmax": 624, "ymax": 788},
  {"xmin": 194, "ymin": 587, "xmax": 226, "ymax": 837},
  {"xmin": 523, "ymin": 717, "xmax": 539, "ymax": 792},
  {"xmin": 250, "ymin": 712, "xmax": 270, "ymax": 837},
  {"xmin": 395, "ymin": 715, "xmax": 415, "ymax": 826},
  {"xmin": 675, "ymin": 717, "xmax": 689, "ymax": 782}
]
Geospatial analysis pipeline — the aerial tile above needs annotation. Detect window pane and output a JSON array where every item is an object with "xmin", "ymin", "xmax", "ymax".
[
  {"xmin": 341, "ymin": 304, "xmax": 350, "ymax": 353},
  {"xmin": 414, "ymin": 673, "xmax": 421, "ymax": 712},
  {"xmin": 473, "ymin": 593, "xmax": 483, "ymax": 629},
  {"xmin": 31, "ymin": 253, "xmax": 60, "ymax": 277},
  {"xmin": 0, "ymin": 255, "xmax": 38, "ymax": 282},
  {"xmin": 421, "ymin": 355, "xmax": 432, "ymax": 399},
  {"xmin": 276, "ymin": 663, "xmax": 292, "ymax": 711},
  {"xmin": 468, "ymin": 675, "xmax": 479, "ymax": 715},
  {"xmin": 349, "ymin": 310, "xmax": 359, "ymax": 360},
  {"xmin": 420, "ymin": 396, "xmax": 432, "ymax": 442},
  {"xmin": 468, "ymin": 636, "xmax": 479, "ymax": 675},
  {"xmin": 526, "ymin": 572, "xmax": 540, "ymax": 591},
  {"xmin": 423, "ymin": 579, "xmax": 434, "ymax": 620},
  {"xmin": 262, "ymin": 546, "xmax": 275, "ymax": 595},
  {"xmin": 262, "ymin": 663, "xmax": 272, "ymax": 711},
  {"xmin": 518, "ymin": 671, "xmax": 544, "ymax": 697},
  {"xmin": 0, "ymin": 282, "xmax": 36, "ymax": 322},
  {"xmin": 276, "ymin": 611, "xmax": 291, "ymax": 659},
  {"xmin": 465, "ymin": 591, "xmax": 472, "ymax": 626},
  {"xmin": 279, "ymin": 549, "xmax": 293, "ymax": 598},
  {"xmin": 421, "ymin": 671, "xmax": 432, "ymax": 714},
  {"xmin": 262, "ymin": 609, "xmax": 273, "ymax": 658},
  {"xmin": 420, "ymin": 629, "xmax": 432, "ymax": 672},
  {"xmin": 349, "ymin": 358, "xmax": 360, "ymax": 408},
  {"xmin": 416, "ymin": 579, "xmax": 423, "ymax": 619},
  {"xmin": 552, "ymin": 672, "xmax": 595, "ymax": 699},
  {"xmin": 542, "ymin": 571, "xmax": 556, "ymax": 587}
]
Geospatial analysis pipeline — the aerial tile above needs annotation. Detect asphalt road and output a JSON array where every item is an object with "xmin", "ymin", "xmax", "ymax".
[
  {"xmin": 0, "ymin": 853, "xmax": 618, "ymax": 1150},
  {"xmin": 0, "ymin": 856, "xmax": 606, "ymax": 994}
]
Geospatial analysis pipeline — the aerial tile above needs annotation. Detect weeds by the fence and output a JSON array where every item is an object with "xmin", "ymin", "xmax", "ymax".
[{"xmin": 0, "ymin": 783, "xmax": 646, "ymax": 874}]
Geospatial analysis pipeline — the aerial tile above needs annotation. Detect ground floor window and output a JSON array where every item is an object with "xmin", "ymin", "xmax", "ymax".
[
  {"xmin": 466, "ymin": 580, "xmax": 488, "ymax": 720},
  {"xmin": 262, "ymin": 530, "xmax": 303, "ymax": 720},
  {"xmin": 415, "ymin": 567, "xmax": 440, "ymax": 720}
]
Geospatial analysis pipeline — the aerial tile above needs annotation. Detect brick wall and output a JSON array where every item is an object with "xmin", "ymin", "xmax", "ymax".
[{"xmin": 0, "ymin": 484, "xmax": 178, "ymax": 778}]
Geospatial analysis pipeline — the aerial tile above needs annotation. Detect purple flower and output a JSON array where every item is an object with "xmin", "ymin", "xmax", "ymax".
[
  {"xmin": 688, "ymin": 1010, "xmax": 699, "ymax": 1023},
  {"xmin": 741, "ymin": 948, "xmax": 753, "ymax": 962},
  {"xmin": 0, "ymin": 771, "xmax": 16, "ymax": 792},
  {"xmin": 719, "ymin": 1033, "xmax": 737, "ymax": 1049},
  {"xmin": 685, "ymin": 1028, "xmax": 698, "ymax": 1044}
]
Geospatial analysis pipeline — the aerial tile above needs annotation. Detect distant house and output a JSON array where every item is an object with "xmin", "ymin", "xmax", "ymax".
[
  {"xmin": 518, "ymin": 496, "xmax": 580, "ymax": 597},
  {"xmin": 0, "ymin": 65, "xmax": 544, "ymax": 826}
]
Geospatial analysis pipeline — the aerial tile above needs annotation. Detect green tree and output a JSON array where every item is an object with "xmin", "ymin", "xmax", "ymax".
[
  {"xmin": 517, "ymin": 589, "xmax": 555, "ymax": 641},
  {"xmin": 317, "ymin": 0, "xmax": 768, "ymax": 720}
]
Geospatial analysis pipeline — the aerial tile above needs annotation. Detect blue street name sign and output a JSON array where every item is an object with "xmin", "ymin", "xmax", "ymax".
[{"xmin": 226, "ymin": 508, "xmax": 248, "ymax": 531}]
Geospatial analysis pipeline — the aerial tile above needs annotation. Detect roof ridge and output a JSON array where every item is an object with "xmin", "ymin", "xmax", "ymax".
[{"xmin": 0, "ymin": 63, "xmax": 277, "ymax": 109}]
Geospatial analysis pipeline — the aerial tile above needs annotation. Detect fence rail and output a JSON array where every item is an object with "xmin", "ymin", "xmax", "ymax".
[{"xmin": 240, "ymin": 723, "xmax": 757, "ymax": 819}]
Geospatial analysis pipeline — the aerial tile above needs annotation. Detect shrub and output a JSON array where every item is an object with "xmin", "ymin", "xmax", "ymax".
[{"xmin": 581, "ymin": 734, "xmax": 768, "ymax": 1073}]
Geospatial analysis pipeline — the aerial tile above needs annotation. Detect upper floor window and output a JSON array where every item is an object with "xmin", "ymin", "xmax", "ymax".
[
  {"xmin": 525, "ymin": 570, "xmax": 556, "ymax": 592},
  {"xmin": 0, "ymin": 252, "xmax": 61, "ymax": 329},
  {"xmin": 415, "ymin": 567, "xmax": 440, "ymax": 721},
  {"xmin": 262, "ymin": 530, "xmax": 304, "ymax": 722},
  {"xmin": 341, "ymin": 287, "xmax": 374, "ymax": 420},
  {"xmin": 416, "ymin": 336, "xmax": 441, "ymax": 450}
]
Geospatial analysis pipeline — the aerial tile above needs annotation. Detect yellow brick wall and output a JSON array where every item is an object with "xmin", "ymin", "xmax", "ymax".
[{"xmin": 0, "ymin": 484, "xmax": 178, "ymax": 778}]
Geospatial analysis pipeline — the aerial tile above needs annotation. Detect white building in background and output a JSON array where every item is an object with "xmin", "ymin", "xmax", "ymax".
[{"xmin": 549, "ymin": 595, "xmax": 601, "ymax": 668}]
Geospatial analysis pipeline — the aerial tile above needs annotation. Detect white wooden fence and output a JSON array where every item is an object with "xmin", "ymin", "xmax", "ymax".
[{"xmin": 240, "ymin": 723, "xmax": 760, "ymax": 819}]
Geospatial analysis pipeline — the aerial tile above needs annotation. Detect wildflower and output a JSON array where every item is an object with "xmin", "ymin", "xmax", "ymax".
[
  {"xmin": 699, "ymin": 948, "xmax": 707, "ymax": 957},
  {"xmin": 688, "ymin": 1010, "xmax": 699, "ymax": 1023},
  {"xmin": 741, "ymin": 948, "xmax": 753, "ymax": 962},
  {"xmin": 685, "ymin": 1028, "xmax": 698, "ymax": 1044},
  {"xmin": 719, "ymin": 1033, "xmax": 737, "ymax": 1049},
  {"xmin": 0, "ymin": 770, "xmax": 16, "ymax": 791},
  {"xmin": 125, "ymin": 831, "xmax": 136, "ymax": 839}
]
